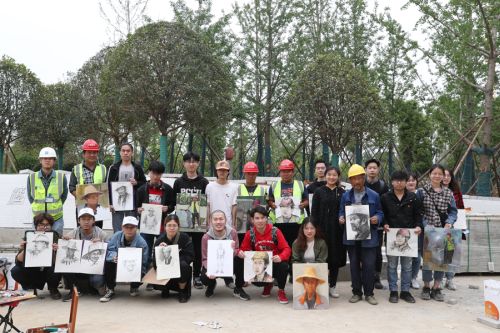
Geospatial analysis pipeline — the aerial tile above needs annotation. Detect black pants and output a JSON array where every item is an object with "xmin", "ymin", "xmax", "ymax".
[
  {"xmin": 329, "ymin": 266, "xmax": 339, "ymax": 288},
  {"xmin": 189, "ymin": 232, "xmax": 203, "ymax": 278},
  {"xmin": 156, "ymin": 260, "xmax": 192, "ymax": 295},
  {"xmin": 347, "ymin": 244, "xmax": 376, "ymax": 297},
  {"xmin": 200, "ymin": 257, "xmax": 244, "ymax": 290},
  {"xmin": 11, "ymin": 264, "xmax": 61, "ymax": 291},
  {"xmin": 104, "ymin": 261, "xmax": 142, "ymax": 290},
  {"xmin": 252, "ymin": 261, "xmax": 289, "ymax": 290},
  {"xmin": 375, "ymin": 229, "xmax": 384, "ymax": 273}
]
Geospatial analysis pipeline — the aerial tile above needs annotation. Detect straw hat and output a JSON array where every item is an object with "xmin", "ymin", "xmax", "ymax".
[
  {"xmin": 295, "ymin": 266, "xmax": 326, "ymax": 284},
  {"xmin": 81, "ymin": 185, "xmax": 103, "ymax": 199}
]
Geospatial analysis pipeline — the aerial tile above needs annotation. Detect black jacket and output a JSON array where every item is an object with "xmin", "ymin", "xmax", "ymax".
[
  {"xmin": 153, "ymin": 232, "xmax": 194, "ymax": 269},
  {"xmin": 107, "ymin": 160, "xmax": 146, "ymax": 207},
  {"xmin": 173, "ymin": 172, "xmax": 209, "ymax": 195},
  {"xmin": 136, "ymin": 181, "xmax": 176, "ymax": 223},
  {"xmin": 381, "ymin": 190, "xmax": 423, "ymax": 229},
  {"xmin": 366, "ymin": 179, "xmax": 389, "ymax": 196}
]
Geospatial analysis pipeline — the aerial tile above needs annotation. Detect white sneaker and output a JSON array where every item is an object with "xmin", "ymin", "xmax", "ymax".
[
  {"xmin": 411, "ymin": 279, "xmax": 420, "ymax": 289},
  {"xmin": 329, "ymin": 286, "xmax": 339, "ymax": 298},
  {"xmin": 446, "ymin": 279, "xmax": 456, "ymax": 291},
  {"xmin": 99, "ymin": 289, "xmax": 114, "ymax": 302}
]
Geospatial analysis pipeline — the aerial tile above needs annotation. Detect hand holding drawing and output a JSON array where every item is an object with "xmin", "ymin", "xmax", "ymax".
[
  {"xmin": 272, "ymin": 255, "xmax": 281, "ymax": 263},
  {"xmin": 384, "ymin": 225, "xmax": 390, "ymax": 232},
  {"xmin": 339, "ymin": 216, "xmax": 345, "ymax": 224},
  {"xmin": 299, "ymin": 200, "xmax": 307, "ymax": 210},
  {"xmin": 159, "ymin": 242, "xmax": 167, "ymax": 247},
  {"xmin": 370, "ymin": 216, "xmax": 378, "ymax": 225},
  {"xmin": 444, "ymin": 223, "xmax": 451, "ymax": 229},
  {"xmin": 237, "ymin": 250, "xmax": 245, "ymax": 259},
  {"xmin": 415, "ymin": 227, "xmax": 422, "ymax": 234},
  {"xmin": 129, "ymin": 177, "xmax": 137, "ymax": 186},
  {"xmin": 137, "ymin": 207, "xmax": 144, "ymax": 214},
  {"xmin": 161, "ymin": 205, "xmax": 168, "ymax": 212}
]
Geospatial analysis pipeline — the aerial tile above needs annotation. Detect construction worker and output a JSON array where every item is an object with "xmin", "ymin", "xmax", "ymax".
[
  {"xmin": 27, "ymin": 147, "xmax": 68, "ymax": 236},
  {"xmin": 238, "ymin": 162, "xmax": 266, "ymax": 197},
  {"xmin": 268, "ymin": 159, "xmax": 308, "ymax": 248},
  {"xmin": 69, "ymin": 139, "xmax": 107, "ymax": 197}
]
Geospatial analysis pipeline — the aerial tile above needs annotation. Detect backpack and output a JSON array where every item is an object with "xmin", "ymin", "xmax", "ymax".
[{"xmin": 249, "ymin": 227, "xmax": 278, "ymax": 249}]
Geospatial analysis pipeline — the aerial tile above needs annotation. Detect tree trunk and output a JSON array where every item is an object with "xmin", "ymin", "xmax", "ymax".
[
  {"xmin": 140, "ymin": 145, "xmax": 146, "ymax": 168},
  {"xmin": 322, "ymin": 142, "xmax": 329, "ymax": 163},
  {"xmin": 159, "ymin": 134, "xmax": 169, "ymax": 168},
  {"xmin": 355, "ymin": 138, "xmax": 363, "ymax": 165},
  {"xmin": 0, "ymin": 145, "xmax": 4, "ymax": 173},
  {"xmin": 57, "ymin": 147, "xmax": 64, "ymax": 170},
  {"xmin": 201, "ymin": 138, "xmax": 207, "ymax": 175},
  {"xmin": 331, "ymin": 153, "xmax": 339, "ymax": 168},
  {"xmin": 309, "ymin": 136, "xmax": 316, "ymax": 180},
  {"xmin": 256, "ymin": 114, "xmax": 264, "ymax": 176},
  {"xmin": 169, "ymin": 135, "xmax": 175, "ymax": 173},
  {"xmin": 188, "ymin": 132, "xmax": 194, "ymax": 152}
]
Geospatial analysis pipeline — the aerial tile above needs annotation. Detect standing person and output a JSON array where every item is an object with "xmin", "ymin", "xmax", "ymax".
[
  {"xmin": 173, "ymin": 152, "xmax": 209, "ymax": 290},
  {"xmin": 152, "ymin": 214, "xmax": 194, "ymax": 303},
  {"xmin": 442, "ymin": 168, "xmax": 464, "ymax": 291},
  {"xmin": 201, "ymin": 210, "xmax": 249, "ymax": 300},
  {"xmin": 305, "ymin": 160, "xmax": 328, "ymax": 216},
  {"xmin": 420, "ymin": 164, "xmax": 457, "ymax": 302},
  {"xmin": 364, "ymin": 158, "xmax": 389, "ymax": 290},
  {"xmin": 100, "ymin": 216, "xmax": 148, "ymax": 302},
  {"xmin": 69, "ymin": 139, "xmax": 107, "ymax": 198},
  {"xmin": 239, "ymin": 206, "xmax": 291, "ymax": 304},
  {"xmin": 381, "ymin": 170, "xmax": 423, "ymax": 304},
  {"xmin": 27, "ymin": 147, "xmax": 68, "ymax": 236},
  {"xmin": 136, "ymin": 161, "xmax": 175, "ymax": 269},
  {"xmin": 406, "ymin": 172, "xmax": 424, "ymax": 290},
  {"xmin": 107, "ymin": 143, "xmax": 146, "ymax": 232},
  {"xmin": 310, "ymin": 166, "xmax": 346, "ymax": 298},
  {"xmin": 339, "ymin": 164, "xmax": 384, "ymax": 305},
  {"xmin": 238, "ymin": 162, "xmax": 266, "ymax": 197}
]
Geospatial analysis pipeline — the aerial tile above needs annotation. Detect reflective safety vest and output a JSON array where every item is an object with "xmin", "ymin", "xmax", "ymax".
[
  {"xmin": 268, "ymin": 180, "xmax": 305, "ymax": 224},
  {"xmin": 29, "ymin": 171, "xmax": 64, "ymax": 220},
  {"xmin": 238, "ymin": 184, "xmax": 265, "ymax": 197},
  {"xmin": 74, "ymin": 163, "xmax": 106, "ymax": 184}
]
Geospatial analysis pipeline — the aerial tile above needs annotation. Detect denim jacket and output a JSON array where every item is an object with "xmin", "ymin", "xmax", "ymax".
[
  {"xmin": 339, "ymin": 187, "xmax": 384, "ymax": 248},
  {"xmin": 106, "ymin": 231, "xmax": 149, "ymax": 275}
]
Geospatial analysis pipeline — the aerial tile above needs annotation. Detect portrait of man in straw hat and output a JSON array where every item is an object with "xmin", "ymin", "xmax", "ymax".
[{"xmin": 293, "ymin": 264, "xmax": 329, "ymax": 310}]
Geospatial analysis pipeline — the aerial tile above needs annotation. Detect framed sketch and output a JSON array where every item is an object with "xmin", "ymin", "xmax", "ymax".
[
  {"xmin": 243, "ymin": 251, "xmax": 273, "ymax": 283},
  {"xmin": 423, "ymin": 227, "xmax": 462, "ymax": 273},
  {"xmin": 155, "ymin": 245, "xmax": 180, "ymax": 280},
  {"xmin": 176, "ymin": 193, "xmax": 208, "ymax": 232},
  {"xmin": 235, "ymin": 196, "xmax": 266, "ymax": 233},
  {"xmin": 111, "ymin": 182, "xmax": 134, "ymax": 211},
  {"xmin": 81, "ymin": 241, "xmax": 107, "ymax": 275},
  {"xmin": 140, "ymin": 204, "xmax": 162, "ymax": 235},
  {"xmin": 24, "ymin": 231, "xmax": 54, "ymax": 268},
  {"xmin": 345, "ymin": 205, "xmax": 371, "ymax": 240},
  {"xmin": 55, "ymin": 239, "xmax": 83, "ymax": 273},
  {"xmin": 116, "ymin": 247, "xmax": 143, "ymax": 282},
  {"xmin": 386, "ymin": 228, "xmax": 418, "ymax": 257},
  {"xmin": 275, "ymin": 196, "xmax": 301, "ymax": 223},
  {"xmin": 293, "ymin": 263, "xmax": 329, "ymax": 310},
  {"xmin": 75, "ymin": 183, "xmax": 109, "ymax": 208},
  {"xmin": 207, "ymin": 240, "xmax": 233, "ymax": 277}
]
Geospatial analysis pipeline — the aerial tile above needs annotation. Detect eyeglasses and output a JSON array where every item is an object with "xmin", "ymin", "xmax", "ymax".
[{"xmin": 36, "ymin": 224, "xmax": 51, "ymax": 230}]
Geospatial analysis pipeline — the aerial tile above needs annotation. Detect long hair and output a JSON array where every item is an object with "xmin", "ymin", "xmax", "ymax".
[
  {"xmin": 444, "ymin": 168, "xmax": 461, "ymax": 194},
  {"xmin": 295, "ymin": 218, "xmax": 325, "ymax": 252}
]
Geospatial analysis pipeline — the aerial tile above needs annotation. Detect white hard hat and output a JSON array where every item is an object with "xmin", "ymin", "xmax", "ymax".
[{"xmin": 39, "ymin": 147, "xmax": 57, "ymax": 159}]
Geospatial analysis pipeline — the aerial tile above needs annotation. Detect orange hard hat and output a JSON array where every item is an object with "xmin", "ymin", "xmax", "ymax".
[
  {"xmin": 82, "ymin": 139, "xmax": 99, "ymax": 152},
  {"xmin": 243, "ymin": 161, "xmax": 259, "ymax": 173},
  {"xmin": 279, "ymin": 159, "xmax": 295, "ymax": 171}
]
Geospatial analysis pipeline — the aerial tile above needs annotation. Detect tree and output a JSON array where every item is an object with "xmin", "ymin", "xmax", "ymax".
[
  {"xmin": 0, "ymin": 56, "xmax": 41, "ymax": 172},
  {"xmin": 99, "ymin": 0, "xmax": 150, "ymax": 42}
]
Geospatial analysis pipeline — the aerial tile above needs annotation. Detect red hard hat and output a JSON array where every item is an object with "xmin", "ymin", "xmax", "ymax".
[
  {"xmin": 243, "ymin": 161, "xmax": 259, "ymax": 173},
  {"xmin": 82, "ymin": 139, "xmax": 100, "ymax": 152},
  {"xmin": 279, "ymin": 159, "xmax": 295, "ymax": 171}
]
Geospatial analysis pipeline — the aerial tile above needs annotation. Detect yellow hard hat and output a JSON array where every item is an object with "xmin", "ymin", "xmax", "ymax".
[{"xmin": 348, "ymin": 164, "xmax": 366, "ymax": 178}]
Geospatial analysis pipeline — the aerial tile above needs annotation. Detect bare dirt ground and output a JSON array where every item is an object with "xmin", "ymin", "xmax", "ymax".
[{"xmin": 5, "ymin": 275, "xmax": 498, "ymax": 333}]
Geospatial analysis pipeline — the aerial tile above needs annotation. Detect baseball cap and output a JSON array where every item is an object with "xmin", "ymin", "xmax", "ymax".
[
  {"xmin": 122, "ymin": 216, "xmax": 139, "ymax": 227},
  {"xmin": 78, "ymin": 207, "xmax": 95, "ymax": 218}
]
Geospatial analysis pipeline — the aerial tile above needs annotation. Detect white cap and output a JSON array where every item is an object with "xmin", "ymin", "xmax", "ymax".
[
  {"xmin": 78, "ymin": 207, "xmax": 95, "ymax": 218},
  {"xmin": 122, "ymin": 216, "xmax": 139, "ymax": 227},
  {"xmin": 39, "ymin": 147, "xmax": 57, "ymax": 159}
]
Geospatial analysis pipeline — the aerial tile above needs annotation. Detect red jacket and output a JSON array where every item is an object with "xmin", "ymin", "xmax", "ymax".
[{"xmin": 240, "ymin": 224, "xmax": 291, "ymax": 262}]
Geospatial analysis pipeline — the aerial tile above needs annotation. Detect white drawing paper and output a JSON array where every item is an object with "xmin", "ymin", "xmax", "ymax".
[
  {"xmin": 244, "ymin": 251, "xmax": 273, "ymax": 282},
  {"xmin": 116, "ymin": 247, "xmax": 142, "ymax": 282},
  {"xmin": 111, "ymin": 182, "xmax": 134, "ymax": 211},
  {"xmin": 275, "ymin": 196, "xmax": 301, "ymax": 223},
  {"xmin": 24, "ymin": 231, "xmax": 54, "ymax": 268},
  {"xmin": 155, "ymin": 245, "xmax": 180, "ymax": 280},
  {"xmin": 81, "ymin": 241, "xmax": 107, "ymax": 275},
  {"xmin": 345, "ymin": 205, "xmax": 371, "ymax": 240},
  {"xmin": 55, "ymin": 239, "xmax": 83, "ymax": 273},
  {"xmin": 386, "ymin": 228, "xmax": 418, "ymax": 257},
  {"xmin": 140, "ymin": 204, "xmax": 162, "ymax": 235},
  {"xmin": 207, "ymin": 240, "xmax": 233, "ymax": 277}
]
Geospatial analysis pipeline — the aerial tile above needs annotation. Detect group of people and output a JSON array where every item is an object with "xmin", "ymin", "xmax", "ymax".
[{"xmin": 13, "ymin": 140, "xmax": 463, "ymax": 307}]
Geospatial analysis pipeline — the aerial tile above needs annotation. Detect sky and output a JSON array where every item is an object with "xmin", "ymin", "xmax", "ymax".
[{"xmin": 0, "ymin": 0, "xmax": 423, "ymax": 84}]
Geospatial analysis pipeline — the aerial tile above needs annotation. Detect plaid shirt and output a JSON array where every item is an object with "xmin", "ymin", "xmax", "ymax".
[
  {"xmin": 421, "ymin": 184, "xmax": 454, "ymax": 227},
  {"xmin": 82, "ymin": 166, "xmax": 94, "ymax": 184}
]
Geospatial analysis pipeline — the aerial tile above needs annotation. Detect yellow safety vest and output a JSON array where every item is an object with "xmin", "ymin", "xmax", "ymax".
[
  {"xmin": 74, "ymin": 163, "xmax": 106, "ymax": 184},
  {"xmin": 238, "ymin": 184, "xmax": 265, "ymax": 197},
  {"xmin": 269, "ymin": 180, "xmax": 305, "ymax": 224},
  {"xmin": 29, "ymin": 171, "xmax": 64, "ymax": 220}
]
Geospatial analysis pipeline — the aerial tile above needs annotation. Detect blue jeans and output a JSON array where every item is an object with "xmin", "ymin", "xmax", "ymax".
[
  {"xmin": 422, "ymin": 269, "xmax": 444, "ymax": 283},
  {"xmin": 346, "ymin": 244, "xmax": 376, "ymax": 297},
  {"xmin": 411, "ymin": 251, "xmax": 422, "ymax": 279},
  {"xmin": 387, "ymin": 255, "xmax": 412, "ymax": 292},
  {"xmin": 445, "ymin": 271, "xmax": 455, "ymax": 280}
]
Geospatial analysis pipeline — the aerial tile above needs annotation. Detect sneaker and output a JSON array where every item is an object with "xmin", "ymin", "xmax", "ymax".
[
  {"xmin": 374, "ymin": 275, "xmax": 384, "ymax": 290},
  {"xmin": 329, "ymin": 286, "xmax": 340, "ymax": 298},
  {"xmin": 233, "ymin": 287, "xmax": 250, "ymax": 301},
  {"xmin": 49, "ymin": 289, "xmax": 61, "ymax": 300},
  {"xmin": 225, "ymin": 281, "xmax": 236, "ymax": 289},
  {"xmin": 446, "ymin": 279, "xmax": 456, "ymax": 291},
  {"xmin": 178, "ymin": 290, "xmax": 189, "ymax": 303},
  {"xmin": 99, "ymin": 289, "xmax": 114, "ymax": 302},
  {"xmin": 62, "ymin": 291, "xmax": 74, "ymax": 302},
  {"xmin": 365, "ymin": 295, "xmax": 378, "ymax": 305},
  {"xmin": 421, "ymin": 287, "xmax": 431, "ymax": 300},
  {"xmin": 161, "ymin": 289, "xmax": 170, "ymax": 299},
  {"xmin": 193, "ymin": 277, "xmax": 204, "ymax": 289},
  {"xmin": 277, "ymin": 289, "xmax": 288, "ymax": 304},
  {"xmin": 130, "ymin": 287, "xmax": 139, "ymax": 297},
  {"xmin": 411, "ymin": 278, "xmax": 420, "ymax": 289},
  {"xmin": 389, "ymin": 291, "xmax": 398, "ymax": 303},
  {"xmin": 430, "ymin": 288, "xmax": 444, "ymax": 302},
  {"xmin": 262, "ymin": 284, "xmax": 272, "ymax": 298},
  {"xmin": 146, "ymin": 284, "xmax": 154, "ymax": 291},
  {"xmin": 205, "ymin": 285, "xmax": 215, "ymax": 298},
  {"xmin": 349, "ymin": 294, "xmax": 362, "ymax": 303},
  {"xmin": 400, "ymin": 291, "xmax": 416, "ymax": 303}
]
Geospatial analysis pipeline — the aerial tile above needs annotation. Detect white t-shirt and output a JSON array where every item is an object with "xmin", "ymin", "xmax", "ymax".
[
  {"xmin": 205, "ymin": 181, "xmax": 238, "ymax": 228},
  {"xmin": 304, "ymin": 240, "xmax": 315, "ymax": 263},
  {"xmin": 119, "ymin": 163, "xmax": 135, "ymax": 182}
]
